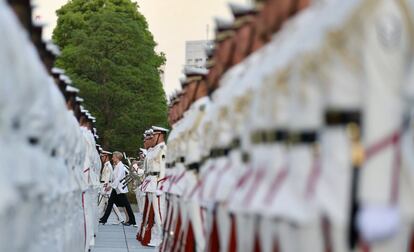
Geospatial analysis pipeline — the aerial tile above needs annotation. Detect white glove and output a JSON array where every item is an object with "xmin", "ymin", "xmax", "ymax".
[
  {"xmin": 137, "ymin": 168, "xmax": 144, "ymax": 176},
  {"xmin": 156, "ymin": 189, "xmax": 163, "ymax": 196},
  {"xmin": 357, "ymin": 205, "xmax": 401, "ymax": 243}
]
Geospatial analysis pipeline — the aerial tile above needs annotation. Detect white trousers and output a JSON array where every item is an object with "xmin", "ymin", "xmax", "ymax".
[
  {"xmin": 135, "ymin": 189, "xmax": 146, "ymax": 214},
  {"xmin": 149, "ymin": 193, "xmax": 163, "ymax": 246}
]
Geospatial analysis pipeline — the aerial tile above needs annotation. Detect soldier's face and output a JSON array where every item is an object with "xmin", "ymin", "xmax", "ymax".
[
  {"xmin": 195, "ymin": 80, "xmax": 208, "ymax": 99},
  {"xmin": 218, "ymin": 38, "xmax": 234, "ymax": 68},
  {"xmin": 148, "ymin": 136, "xmax": 155, "ymax": 147},
  {"xmin": 186, "ymin": 82, "xmax": 197, "ymax": 103},
  {"xmin": 251, "ymin": 20, "xmax": 266, "ymax": 51},
  {"xmin": 232, "ymin": 24, "xmax": 252, "ymax": 65}
]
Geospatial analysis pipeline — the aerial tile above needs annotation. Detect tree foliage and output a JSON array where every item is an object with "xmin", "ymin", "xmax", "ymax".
[{"xmin": 53, "ymin": 0, "xmax": 168, "ymax": 155}]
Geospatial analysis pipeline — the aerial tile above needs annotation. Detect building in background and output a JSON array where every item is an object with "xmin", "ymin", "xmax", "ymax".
[{"xmin": 184, "ymin": 40, "xmax": 213, "ymax": 68}]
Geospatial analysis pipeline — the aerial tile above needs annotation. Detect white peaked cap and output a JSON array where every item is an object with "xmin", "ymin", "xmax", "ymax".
[
  {"xmin": 151, "ymin": 126, "xmax": 169, "ymax": 133},
  {"xmin": 51, "ymin": 67, "xmax": 65, "ymax": 75},
  {"xmin": 66, "ymin": 85, "xmax": 79, "ymax": 93}
]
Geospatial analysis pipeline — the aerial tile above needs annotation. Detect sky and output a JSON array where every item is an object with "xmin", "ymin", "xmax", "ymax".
[{"xmin": 33, "ymin": 0, "xmax": 247, "ymax": 95}]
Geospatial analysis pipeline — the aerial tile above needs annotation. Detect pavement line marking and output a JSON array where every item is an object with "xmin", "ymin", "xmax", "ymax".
[{"xmin": 122, "ymin": 225, "xmax": 130, "ymax": 252}]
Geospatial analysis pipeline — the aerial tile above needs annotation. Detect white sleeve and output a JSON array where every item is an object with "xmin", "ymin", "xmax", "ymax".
[
  {"xmin": 103, "ymin": 165, "xmax": 110, "ymax": 183},
  {"xmin": 111, "ymin": 166, "xmax": 123, "ymax": 189}
]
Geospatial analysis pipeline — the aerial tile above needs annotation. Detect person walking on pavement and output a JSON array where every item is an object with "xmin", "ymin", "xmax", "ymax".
[
  {"xmin": 98, "ymin": 151, "xmax": 125, "ymax": 224},
  {"xmin": 99, "ymin": 151, "xmax": 136, "ymax": 226}
]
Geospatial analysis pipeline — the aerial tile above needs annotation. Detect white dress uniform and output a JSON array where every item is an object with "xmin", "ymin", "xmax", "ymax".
[
  {"xmin": 316, "ymin": 21, "xmax": 364, "ymax": 252},
  {"xmin": 178, "ymin": 94, "xmax": 210, "ymax": 252},
  {"xmin": 143, "ymin": 139, "xmax": 167, "ymax": 247},
  {"xmin": 162, "ymin": 123, "xmax": 182, "ymax": 251},
  {"xmin": 80, "ymin": 126, "xmax": 97, "ymax": 251},
  {"xmin": 188, "ymin": 96, "xmax": 211, "ymax": 252},
  {"xmin": 65, "ymin": 110, "xmax": 87, "ymax": 252},
  {"xmin": 132, "ymin": 160, "xmax": 145, "ymax": 214},
  {"xmin": 168, "ymin": 123, "xmax": 191, "ymax": 250},
  {"xmin": 197, "ymin": 100, "xmax": 225, "ymax": 251},
  {"xmin": 212, "ymin": 54, "xmax": 256, "ymax": 252},
  {"xmin": 246, "ymin": 36, "xmax": 292, "ymax": 252},
  {"xmin": 357, "ymin": 0, "xmax": 414, "ymax": 251},
  {"xmin": 0, "ymin": 4, "xmax": 59, "ymax": 252},
  {"xmin": 171, "ymin": 108, "xmax": 195, "ymax": 251}
]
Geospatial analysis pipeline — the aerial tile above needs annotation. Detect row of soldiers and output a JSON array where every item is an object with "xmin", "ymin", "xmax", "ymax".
[
  {"xmin": 138, "ymin": 0, "xmax": 414, "ymax": 251},
  {"xmin": 0, "ymin": 1, "xmax": 102, "ymax": 252}
]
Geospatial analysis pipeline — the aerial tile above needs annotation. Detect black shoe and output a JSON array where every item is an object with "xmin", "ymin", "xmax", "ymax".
[
  {"xmin": 123, "ymin": 222, "xmax": 135, "ymax": 226},
  {"xmin": 99, "ymin": 219, "xmax": 106, "ymax": 225}
]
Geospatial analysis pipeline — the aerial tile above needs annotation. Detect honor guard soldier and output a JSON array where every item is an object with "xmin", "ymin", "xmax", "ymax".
[
  {"xmin": 132, "ymin": 148, "xmax": 147, "ymax": 215},
  {"xmin": 161, "ymin": 94, "xmax": 185, "ymax": 252},
  {"xmin": 357, "ymin": 0, "xmax": 414, "ymax": 251},
  {"xmin": 140, "ymin": 126, "xmax": 169, "ymax": 247},
  {"xmin": 137, "ymin": 128, "xmax": 153, "ymax": 243},
  {"xmin": 314, "ymin": 2, "xmax": 366, "ymax": 251}
]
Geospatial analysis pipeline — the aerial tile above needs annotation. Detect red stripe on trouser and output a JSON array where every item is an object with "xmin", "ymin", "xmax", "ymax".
[
  {"xmin": 168, "ymin": 171, "xmax": 186, "ymax": 193},
  {"xmin": 160, "ymin": 197, "xmax": 171, "ymax": 252},
  {"xmin": 409, "ymin": 231, "xmax": 414, "ymax": 252},
  {"xmin": 305, "ymin": 157, "xmax": 321, "ymax": 199},
  {"xmin": 228, "ymin": 214, "xmax": 237, "ymax": 252},
  {"xmin": 185, "ymin": 222, "xmax": 195, "ymax": 252},
  {"xmin": 361, "ymin": 130, "xmax": 401, "ymax": 252},
  {"xmin": 390, "ymin": 142, "xmax": 401, "ymax": 203},
  {"xmin": 209, "ymin": 162, "xmax": 231, "ymax": 199},
  {"xmin": 142, "ymin": 201, "xmax": 155, "ymax": 246},
  {"xmin": 189, "ymin": 180, "xmax": 202, "ymax": 198},
  {"xmin": 137, "ymin": 196, "xmax": 149, "ymax": 241},
  {"xmin": 164, "ymin": 203, "xmax": 175, "ymax": 252},
  {"xmin": 254, "ymin": 231, "xmax": 262, "ymax": 252},
  {"xmin": 175, "ymin": 224, "xmax": 186, "ymax": 252},
  {"xmin": 264, "ymin": 167, "xmax": 288, "ymax": 204},
  {"xmin": 273, "ymin": 237, "xmax": 280, "ymax": 252},
  {"xmin": 171, "ymin": 211, "xmax": 182, "ymax": 252},
  {"xmin": 158, "ymin": 196, "xmax": 163, "ymax": 222},
  {"xmin": 201, "ymin": 207, "xmax": 207, "ymax": 238},
  {"xmin": 321, "ymin": 217, "xmax": 332, "ymax": 252},
  {"xmin": 236, "ymin": 168, "xmax": 253, "ymax": 188},
  {"xmin": 365, "ymin": 132, "xmax": 400, "ymax": 160},
  {"xmin": 207, "ymin": 212, "xmax": 220, "ymax": 252},
  {"xmin": 359, "ymin": 240, "xmax": 370, "ymax": 252},
  {"xmin": 198, "ymin": 164, "xmax": 217, "ymax": 200},
  {"xmin": 141, "ymin": 180, "xmax": 150, "ymax": 191},
  {"xmin": 82, "ymin": 192, "xmax": 87, "ymax": 249},
  {"xmin": 243, "ymin": 169, "xmax": 266, "ymax": 205},
  {"xmin": 364, "ymin": 131, "xmax": 401, "ymax": 203}
]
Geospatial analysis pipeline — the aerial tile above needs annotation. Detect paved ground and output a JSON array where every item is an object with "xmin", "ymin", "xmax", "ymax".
[{"xmin": 92, "ymin": 210, "xmax": 156, "ymax": 252}]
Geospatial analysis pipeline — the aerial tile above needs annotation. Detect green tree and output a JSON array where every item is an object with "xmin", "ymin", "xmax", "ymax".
[{"xmin": 53, "ymin": 0, "xmax": 168, "ymax": 155}]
